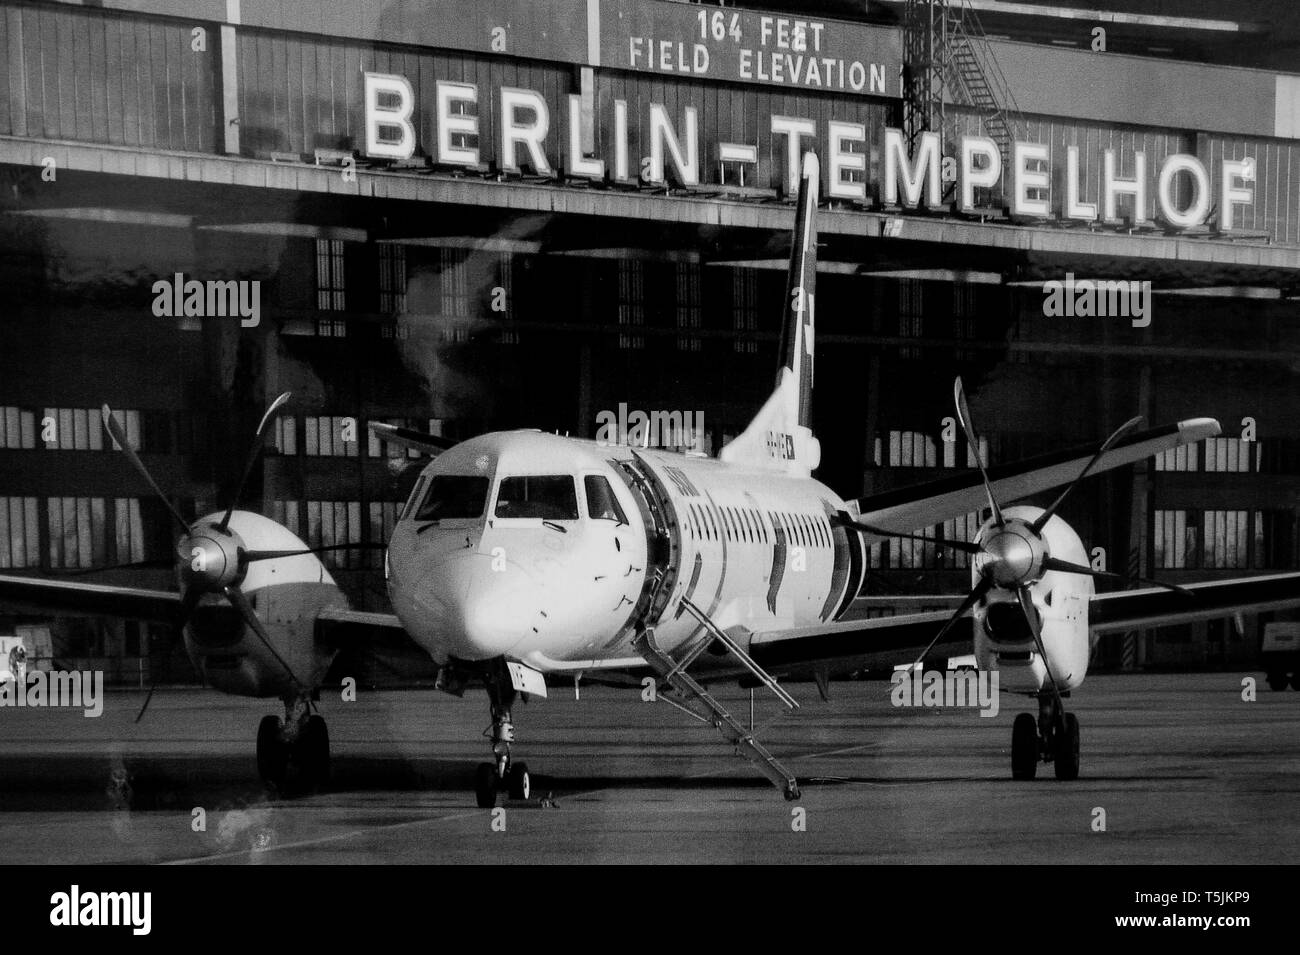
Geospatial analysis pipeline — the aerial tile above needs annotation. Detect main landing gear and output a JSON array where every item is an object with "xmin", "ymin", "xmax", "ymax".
[
  {"xmin": 1011, "ymin": 691, "xmax": 1079, "ymax": 781},
  {"xmin": 474, "ymin": 662, "xmax": 531, "ymax": 809},
  {"xmin": 256, "ymin": 692, "xmax": 330, "ymax": 789}
]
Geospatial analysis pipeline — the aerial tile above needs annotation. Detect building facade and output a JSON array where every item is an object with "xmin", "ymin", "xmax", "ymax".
[{"xmin": 1, "ymin": 0, "xmax": 1299, "ymax": 680}]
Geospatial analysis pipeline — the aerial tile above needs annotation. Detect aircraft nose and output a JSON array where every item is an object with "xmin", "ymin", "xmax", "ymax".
[{"xmin": 422, "ymin": 551, "xmax": 529, "ymax": 659}]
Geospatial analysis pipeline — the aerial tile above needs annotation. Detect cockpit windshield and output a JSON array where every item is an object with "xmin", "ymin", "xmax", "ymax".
[
  {"xmin": 493, "ymin": 475, "xmax": 578, "ymax": 520},
  {"xmin": 413, "ymin": 475, "xmax": 491, "ymax": 522}
]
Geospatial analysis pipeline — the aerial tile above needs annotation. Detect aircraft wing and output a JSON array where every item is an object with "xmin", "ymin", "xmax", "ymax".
[
  {"xmin": 0, "ymin": 573, "xmax": 418, "ymax": 648},
  {"xmin": 856, "ymin": 418, "xmax": 1219, "ymax": 534},
  {"xmin": 0, "ymin": 573, "xmax": 181, "ymax": 622},
  {"xmin": 1088, "ymin": 572, "xmax": 1300, "ymax": 633},
  {"xmin": 314, "ymin": 607, "xmax": 407, "ymax": 646},
  {"xmin": 683, "ymin": 570, "xmax": 1300, "ymax": 681},
  {"xmin": 315, "ymin": 608, "xmax": 442, "ymax": 686},
  {"xmin": 743, "ymin": 611, "xmax": 974, "ymax": 678}
]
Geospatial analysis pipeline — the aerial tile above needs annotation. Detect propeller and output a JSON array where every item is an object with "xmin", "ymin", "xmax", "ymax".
[
  {"xmin": 954, "ymin": 377, "xmax": 1003, "ymax": 529},
  {"xmin": 840, "ymin": 377, "xmax": 1192, "ymax": 683},
  {"xmin": 102, "ymin": 393, "xmax": 380, "ymax": 722}
]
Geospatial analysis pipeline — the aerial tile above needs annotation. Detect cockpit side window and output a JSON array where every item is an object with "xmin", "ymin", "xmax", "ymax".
[
  {"xmin": 494, "ymin": 475, "xmax": 579, "ymax": 520},
  {"xmin": 413, "ymin": 475, "xmax": 491, "ymax": 522},
  {"xmin": 402, "ymin": 474, "xmax": 430, "ymax": 520},
  {"xmin": 584, "ymin": 475, "xmax": 627, "ymax": 523}
]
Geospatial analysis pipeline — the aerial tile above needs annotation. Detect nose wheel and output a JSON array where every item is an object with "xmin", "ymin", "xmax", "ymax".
[
  {"xmin": 474, "ymin": 662, "xmax": 533, "ymax": 808},
  {"xmin": 1010, "ymin": 693, "xmax": 1080, "ymax": 781}
]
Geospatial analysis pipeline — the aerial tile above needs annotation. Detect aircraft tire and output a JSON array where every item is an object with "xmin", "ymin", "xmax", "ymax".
[
  {"xmin": 1053, "ymin": 713, "xmax": 1080, "ymax": 781},
  {"xmin": 475, "ymin": 763, "xmax": 498, "ymax": 809},
  {"xmin": 507, "ymin": 761, "xmax": 530, "ymax": 800},
  {"xmin": 1267, "ymin": 673, "xmax": 1288, "ymax": 691},
  {"xmin": 1011, "ymin": 713, "xmax": 1037, "ymax": 780},
  {"xmin": 257, "ymin": 715, "xmax": 288, "ymax": 785},
  {"xmin": 299, "ymin": 714, "xmax": 330, "ymax": 788}
]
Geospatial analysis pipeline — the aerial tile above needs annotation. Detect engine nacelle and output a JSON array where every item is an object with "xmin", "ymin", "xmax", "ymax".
[
  {"xmin": 972, "ymin": 505, "xmax": 1093, "ymax": 696},
  {"xmin": 181, "ymin": 510, "xmax": 348, "ymax": 698}
]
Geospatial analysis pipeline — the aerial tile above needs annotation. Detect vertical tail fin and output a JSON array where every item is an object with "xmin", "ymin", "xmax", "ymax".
[{"xmin": 720, "ymin": 151, "xmax": 820, "ymax": 475}]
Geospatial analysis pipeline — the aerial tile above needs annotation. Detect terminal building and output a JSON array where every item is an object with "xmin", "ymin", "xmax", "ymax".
[{"xmin": 1, "ymin": 0, "xmax": 1299, "ymax": 682}]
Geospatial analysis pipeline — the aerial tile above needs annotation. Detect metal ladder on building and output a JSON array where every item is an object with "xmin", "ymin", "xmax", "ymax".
[
  {"xmin": 945, "ymin": 3, "xmax": 1024, "ymax": 167},
  {"xmin": 633, "ymin": 604, "xmax": 801, "ymax": 800},
  {"xmin": 903, "ymin": 0, "xmax": 1025, "ymax": 177}
]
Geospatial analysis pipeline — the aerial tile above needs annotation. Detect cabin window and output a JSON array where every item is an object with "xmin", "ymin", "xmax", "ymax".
[
  {"xmin": 495, "ymin": 475, "xmax": 579, "ymax": 520},
  {"xmin": 414, "ymin": 475, "xmax": 490, "ymax": 521},
  {"xmin": 584, "ymin": 475, "xmax": 627, "ymax": 523}
]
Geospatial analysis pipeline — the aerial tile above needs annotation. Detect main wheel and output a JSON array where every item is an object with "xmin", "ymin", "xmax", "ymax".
[
  {"xmin": 475, "ymin": 763, "xmax": 498, "ymax": 809},
  {"xmin": 1011, "ymin": 713, "xmax": 1038, "ymax": 780},
  {"xmin": 1267, "ymin": 672, "xmax": 1288, "ymax": 691},
  {"xmin": 506, "ymin": 761, "xmax": 531, "ymax": 800},
  {"xmin": 298, "ymin": 715, "xmax": 330, "ymax": 788},
  {"xmin": 1053, "ymin": 713, "xmax": 1081, "ymax": 781},
  {"xmin": 1290, "ymin": 673, "xmax": 1300, "ymax": 691},
  {"xmin": 256, "ymin": 715, "xmax": 288, "ymax": 785}
]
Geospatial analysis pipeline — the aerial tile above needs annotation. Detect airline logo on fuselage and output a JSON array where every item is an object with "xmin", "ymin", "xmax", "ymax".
[{"xmin": 765, "ymin": 430, "xmax": 795, "ymax": 460}]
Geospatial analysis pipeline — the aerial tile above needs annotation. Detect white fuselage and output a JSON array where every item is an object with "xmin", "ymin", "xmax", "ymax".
[
  {"xmin": 386, "ymin": 432, "xmax": 1093, "ymax": 699},
  {"xmin": 385, "ymin": 430, "xmax": 866, "ymax": 672}
]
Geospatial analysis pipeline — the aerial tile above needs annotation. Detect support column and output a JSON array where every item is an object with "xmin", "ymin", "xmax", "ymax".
[
  {"xmin": 1125, "ymin": 361, "xmax": 1154, "ymax": 670},
  {"xmin": 220, "ymin": 1, "xmax": 242, "ymax": 156}
]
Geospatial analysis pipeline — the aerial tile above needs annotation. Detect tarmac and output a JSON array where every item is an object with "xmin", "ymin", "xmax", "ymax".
[{"xmin": 0, "ymin": 672, "xmax": 1296, "ymax": 864}]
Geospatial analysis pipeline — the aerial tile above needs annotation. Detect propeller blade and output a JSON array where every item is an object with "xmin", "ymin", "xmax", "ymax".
[
  {"xmin": 102, "ymin": 404, "xmax": 190, "ymax": 534},
  {"xmin": 134, "ymin": 683, "xmax": 159, "ymax": 724},
  {"xmin": 1030, "ymin": 416, "xmax": 1144, "ymax": 534},
  {"xmin": 953, "ymin": 378, "xmax": 1004, "ymax": 528},
  {"xmin": 908, "ymin": 575, "xmax": 994, "ymax": 672},
  {"xmin": 217, "ymin": 391, "xmax": 292, "ymax": 533},
  {"xmin": 1040, "ymin": 556, "xmax": 1193, "ymax": 596},
  {"xmin": 135, "ymin": 586, "xmax": 205, "ymax": 723},
  {"xmin": 242, "ymin": 543, "xmax": 388, "ymax": 563},
  {"xmin": 833, "ymin": 512, "xmax": 983, "ymax": 554},
  {"xmin": 1016, "ymin": 585, "xmax": 1065, "ymax": 711},
  {"xmin": 224, "ymin": 584, "xmax": 303, "ymax": 688}
]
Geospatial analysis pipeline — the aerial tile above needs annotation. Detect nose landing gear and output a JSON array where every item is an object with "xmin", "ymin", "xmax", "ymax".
[
  {"xmin": 256, "ymin": 692, "xmax": 330, "ymax": 789},
  {"xmin": 474, "ymin": 663, "xmax": 531, "ymax": 808},
  {"xmin": 1010, "ymin": 692, "xmax": 1080, "ymax": 781}
]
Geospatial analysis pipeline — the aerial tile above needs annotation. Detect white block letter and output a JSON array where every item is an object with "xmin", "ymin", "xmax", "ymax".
[
  {"xmin": 772, "ymin": 115, "xmax": 816, "ymax": 195},
  {"xmin": 436, "ymin": 81, "xmax": 480, "ymax": 166},
  {"xmin": 648, "ymin": 104, "xmax": 699, "ymax": 186},
  {"xmin": 959, "ymin": 135, "xmax": 1001, "ymax": 213},
  {"xmin": 499, "ymin": 87, "xmax": 551, "ymax": 175},
  {"xmin": 884, "ymin": 127, "xmax": 941, "ymax": 208},
  {"xmin": 1103, "ymin": 149, "xmax": 1147, "ymax": 224},
  {"xmin": 364, "ymin": 73, "xmax": 415, "ymax": 160},
  {"xmin": 1156, "ymin": 154, "xmax": 1210, "ymax": 229},
  {"xmin": 827, "ymin": 121, "xmax": 866, "ymax": 201}
]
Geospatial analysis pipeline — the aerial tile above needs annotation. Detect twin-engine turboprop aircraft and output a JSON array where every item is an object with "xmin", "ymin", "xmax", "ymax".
[{"xmin": 5, "ymin": 152, "xmax": 1300, "ymax": 803}]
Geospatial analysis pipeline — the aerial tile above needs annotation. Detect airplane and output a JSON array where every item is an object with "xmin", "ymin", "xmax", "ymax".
[{"xmin": 5, "ymin": 151, "xmax": 1300, "ymax": 806}]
